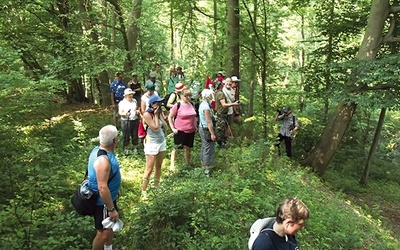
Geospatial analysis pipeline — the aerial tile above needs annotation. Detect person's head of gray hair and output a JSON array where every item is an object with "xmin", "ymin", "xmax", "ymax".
[
  {"xmin": 99, "ymin": 125, "xmax": 118, "ymax": 146},
  {"xmin": 201, "ymin": 89, "xmax": 214, "ymax": 102}
]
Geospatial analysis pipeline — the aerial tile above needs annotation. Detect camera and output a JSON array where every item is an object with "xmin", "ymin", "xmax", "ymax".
[{"xmin": 276, "ymin": 109, "xmax": 283, "ymax": 115}]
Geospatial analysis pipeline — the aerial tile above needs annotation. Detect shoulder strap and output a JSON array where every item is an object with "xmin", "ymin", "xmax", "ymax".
[
  {"xmin": 292, "ymin": 115, "xmax": 295, "ymax": 127},
  {"xmin": 85, "ymin": 148, "xmax": 116, "ymax": 184}
]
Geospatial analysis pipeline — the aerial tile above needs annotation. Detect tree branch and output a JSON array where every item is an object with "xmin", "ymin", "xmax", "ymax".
[
  {"xmin": 389, "ymin": 5, "xmax": 400, "ymax": 13},
  {"xmin": 193, "ymin": 3, "xmax": 221, "ymax": 20}
]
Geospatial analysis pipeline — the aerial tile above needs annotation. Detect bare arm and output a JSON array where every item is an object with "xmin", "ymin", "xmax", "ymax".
[
  {"xmin": 168, "ymin": 106, "xmax": 178, "ymax": 134},
  {"xmin": 140, "ymin": 100, "xmax": 146, "ymax": 114},
  {"xmin": 219, "ymin": 98, "xmax": 239, "ymax": 108},
  {"xmin": 94, "ymin": 156, "xmax": 119, "ymax": 221}
]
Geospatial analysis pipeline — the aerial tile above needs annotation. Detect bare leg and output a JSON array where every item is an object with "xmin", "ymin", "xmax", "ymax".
[
  {"xmin": 92, "ymin": 229, "xmax": 113, "ymax": 250},
  {"xmin": 169, "ymin": 149, "xmax": 177, "ymax": 170},
  {"xmin": 154, "ymin": 151, "xmax": 166, "ymax": 186},
  {"xmin": 142, "ymin": 155, "xmax": 155, "ymax": 191},
  {"xmin": 184, "ymin": 146, "xmax": 191, "ymax": 166}
]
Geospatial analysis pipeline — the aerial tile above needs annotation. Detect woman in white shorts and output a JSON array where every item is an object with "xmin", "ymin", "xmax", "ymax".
[{"xmin": 141, "ymin": 95, "xmax": 168, "ymax": 199}]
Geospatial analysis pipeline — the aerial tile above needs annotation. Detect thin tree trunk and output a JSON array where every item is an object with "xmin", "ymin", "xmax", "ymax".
[
  {"xmin": 360, "ymin": 108, "xmax": 386, "ymax": 185},
  {"xmin": 213, "ymin": 0, "xmax": 217, "ymax": 69},
  {"xmin": 248, "ymin": 0, "xmax": 257, "ymax": 117}
]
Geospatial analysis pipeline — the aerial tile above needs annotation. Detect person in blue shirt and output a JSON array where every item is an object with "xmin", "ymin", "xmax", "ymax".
[
  {"xmin": 252, "ymin": 198, "xmax": 309, "ymax": 250},
  {"xmin": 110, "ymin": 72, "xmax": 127, "ymax": 127},
  {"xmin": 88, "ymin": 125, "xmax": 122, "ymax": 250}
]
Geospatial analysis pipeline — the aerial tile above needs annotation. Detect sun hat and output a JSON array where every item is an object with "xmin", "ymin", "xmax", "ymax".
[
  {"xmin": 124, "ymin": 88, "xmax": 135, "ymax": 96},
  {"xmin": 148, "ymin": 94, "xmax": 164, "ymax": 105},
  {"xmin": 231, "ymin": 76, "xmax": 241, "ymax": 82},
  {"xmin": 145, "ymin": 80, "xmax": 155, "ymax": 90},
  {"xmin": 149, "ymin": 71, "xmax": 156, "ymax": 78},
  {"xmin": 175, "ymin": 83, "xmax": 185, "ymax": 92},
  {"xmin": 217, "ymin": 71, "xmax": 225, "ymax": 76}
]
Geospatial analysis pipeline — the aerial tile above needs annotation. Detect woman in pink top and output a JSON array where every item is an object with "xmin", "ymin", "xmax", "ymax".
[{"xmin": 168, "ymin": 88, "xmax": 198, "ymax": 169}]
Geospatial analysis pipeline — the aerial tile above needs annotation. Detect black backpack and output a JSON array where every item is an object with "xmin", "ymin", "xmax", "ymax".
[{"xmin": 163, "ymin": 92, "xmax": 177, "ymax": 110}]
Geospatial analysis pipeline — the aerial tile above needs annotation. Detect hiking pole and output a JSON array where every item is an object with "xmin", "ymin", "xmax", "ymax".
[{"xmin": 124, "ymin": 109, "xmax": 131, "ymax": 155}]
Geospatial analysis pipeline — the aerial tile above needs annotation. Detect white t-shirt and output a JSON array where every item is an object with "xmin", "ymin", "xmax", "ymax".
[
  {"xmin": 118, "ymin": 98, "xmax": 138, "ymax": 120},
  {"xmin": 223, "ymin": 87, "xmax": 235, "ymax": 115},
  {"xmin": 141, "ymin": 91, "xmax": 159, "ymax": 111}
]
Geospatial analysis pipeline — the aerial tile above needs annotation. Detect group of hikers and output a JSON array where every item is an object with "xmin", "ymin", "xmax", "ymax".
[
  {"xmin": 86, "ymin": 64, "xmax": 305, "ymax": 250},
  {"xmin": 109, "ymin": 66, "xmax": 244, "ymax": 180}
]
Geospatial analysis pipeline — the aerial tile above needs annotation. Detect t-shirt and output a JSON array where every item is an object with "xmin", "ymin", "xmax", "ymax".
[
  {"xmin": 129, "ymin": 81, "xmax": 141, "ymax": 99},
  {"xmin": 170, "ymin": 102, "xmax": 197, "ymax": 133},
  {"xmin": 252, "ymin": 222, "xmax": 299, "ymax": 250},
  {"xmin": 118, "ymin": 98, "xmax": 138, "ymax": 120},
  {"xmin": 168, "ymin": 76, "xmax": 178, "ymax": 94},
  {"xmin": 215, "ymin": 90, "xmax": 228, "ymax": 115},
  {"xmin": 223, "ymin": 87, "xmax": 235, "ymax": 115},
  {"xmin": 167, "ymin": 92, "xmax": 181, "ymax": 107},
  {"xmin": 199, "ymin": 100, "xmax": 213, "ymax": 128},
  {"xmin": 141, "ymin": 92, "xmax": 159, "ymax": 111},
  {"xmin": 110, "ymin": 80, "xmax": 126, "ymax": 103}
]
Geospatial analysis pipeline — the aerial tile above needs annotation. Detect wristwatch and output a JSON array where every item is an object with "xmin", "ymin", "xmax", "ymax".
[{"xmin": 107, "ymin": 207, "xmax": 115, "ymax": 212}]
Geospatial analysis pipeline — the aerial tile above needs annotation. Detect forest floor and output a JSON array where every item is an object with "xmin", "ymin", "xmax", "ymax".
[
  {"xmin": 347, "ymin": 193, "xmax": 400, "ymax": 237},
  {"xmin": 61, "ymin": 103, "xmax": 400, "ymax": 238}
]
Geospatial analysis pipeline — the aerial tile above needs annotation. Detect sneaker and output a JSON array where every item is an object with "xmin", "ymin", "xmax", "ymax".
[
  {"xmin": 124, "ymin": 149, "xmax": 130, "ymax": 156},
  {"xmin": 204, "ymin": 169, "xmax": 210, "ymax": 177},
  {"xmin": 133, "ymin": 148, "xmax": 138, "ymax": 154}
]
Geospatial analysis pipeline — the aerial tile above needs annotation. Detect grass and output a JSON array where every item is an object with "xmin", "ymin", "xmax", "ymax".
[{"xmin": 1, "ymin": 98, "xmax": 400, "ymax": 249}]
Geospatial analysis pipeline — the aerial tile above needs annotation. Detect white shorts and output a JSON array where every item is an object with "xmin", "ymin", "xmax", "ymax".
[{"xmin": 144, "ymin": 140, "xmax": 167, "ymax": 155}]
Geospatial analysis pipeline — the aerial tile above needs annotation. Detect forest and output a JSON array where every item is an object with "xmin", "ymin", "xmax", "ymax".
[{"xmin": 1, "ymin": 0, "xmax": 400, "ymax": 249}]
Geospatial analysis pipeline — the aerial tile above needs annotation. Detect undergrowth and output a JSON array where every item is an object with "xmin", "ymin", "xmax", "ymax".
[{"xmin": 1, "ymin": 89, "xmax": 399, "ymax": 249}]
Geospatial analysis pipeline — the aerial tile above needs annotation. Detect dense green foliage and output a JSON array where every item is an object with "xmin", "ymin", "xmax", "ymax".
[
  {"xmin": 2, "ymin": 0, "xmax": 400, "ymax": 249},
  {"xmin": 1, "ymin": 84, "xmax": 400, "ymax": 249}
]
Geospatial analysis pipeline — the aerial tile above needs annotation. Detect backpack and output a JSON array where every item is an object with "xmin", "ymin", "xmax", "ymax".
[
  {"xmin": 71, "ymin": 149, "xmax": 115, "ymax": 216},
  {"xmin": 248, "ymin": 217, "xmax": 276, "ymax": 250},
  {"xmin": 163, "ymin": 92, "xmax": 177, "ymax": 110}
]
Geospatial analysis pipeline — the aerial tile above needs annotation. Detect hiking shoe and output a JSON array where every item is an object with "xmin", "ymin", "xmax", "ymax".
[
  {"xmin": 124, "ymin": 149, "xmax": 130, "ymax": 156},
  {"xmin": 204, "ymin": 169, "xmax": 210, "ymax": 177}
]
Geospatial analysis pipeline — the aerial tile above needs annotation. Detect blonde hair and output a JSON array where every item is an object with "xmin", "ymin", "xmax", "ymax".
[
  {"xmin": 275, "ymin": 197, "xmax": 309, "ymax": 223},
  {"xmin": 181, "ymin": 88, "xmax": 191, "ymax": 97}
]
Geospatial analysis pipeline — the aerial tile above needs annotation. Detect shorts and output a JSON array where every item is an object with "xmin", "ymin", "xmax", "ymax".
[
  {"xmin": 93, "ymin": 201, "xmax": 118, "ymax": 230},
  {"xmin": 174, "ymin": 130, "xmax": 195, "ymax": 148},
  {"xmin": 144, "ymin": 140, "xmax": 167, "ymax": 155}
]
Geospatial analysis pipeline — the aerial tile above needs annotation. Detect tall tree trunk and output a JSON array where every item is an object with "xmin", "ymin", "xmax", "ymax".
[
  {"xmin": 299, "ymin": 13, "xmax": 305, "ymax": 112},
  {"xmin": 226, "ymin": 0, "xmax": 240, "ymax": 77},
  {"xmin": 212, "ymin": 0, "xmax": 218, "ymax": 69},
  {"xmin": 248, "ymin": 0, "xmax": 257, "ymax": 117},
  {"xmin": 170, "ymin": 0, "xmax": 174, "ymax": 65},
  {"xmin": 360, "ymin": 108, "xmax": 386, "ymax": 185},
  {"xmin": 323, "ymin": 0, "xmax": 335, "ymax": 122},
  {"xmin": 108, "ymin": 0, "xmax": 133, "ymax": 75},
  {"xmin": 302, "ymin": 0, "xmax": 390, "ymax": 175},
  {"xmin": 127, "ymin": 0, "xmax": 142, "ymax": 52}
]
